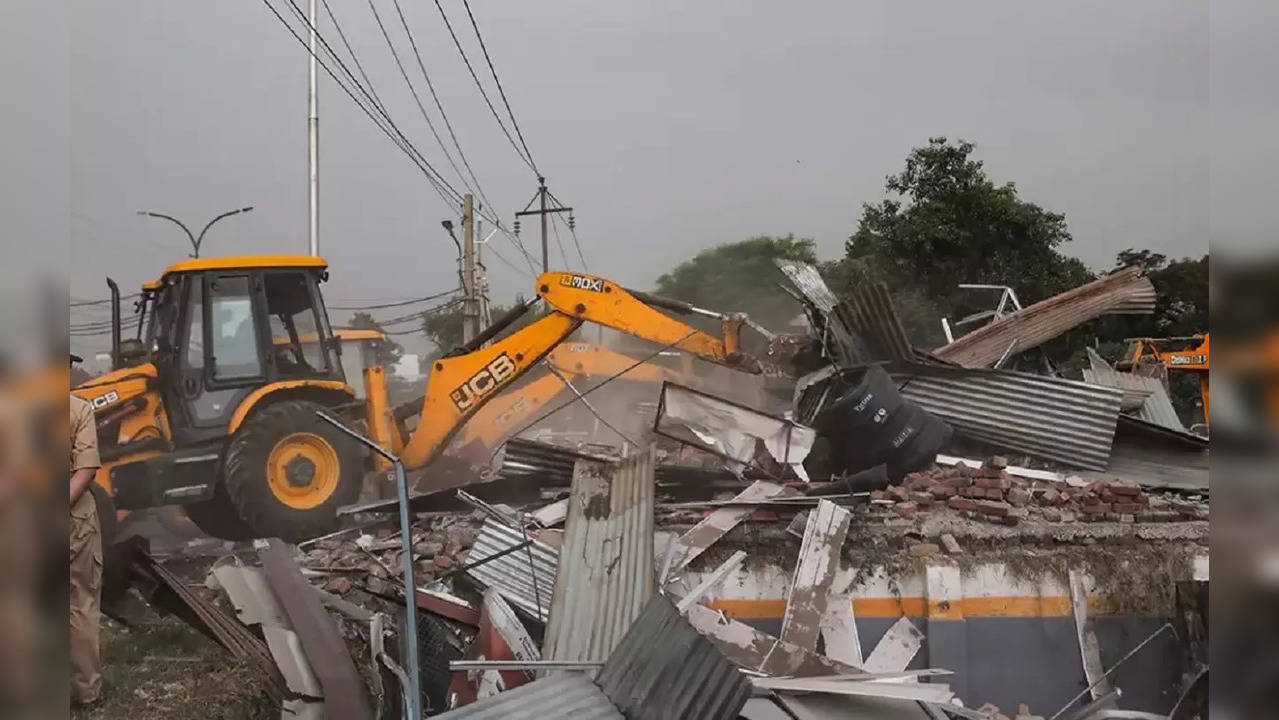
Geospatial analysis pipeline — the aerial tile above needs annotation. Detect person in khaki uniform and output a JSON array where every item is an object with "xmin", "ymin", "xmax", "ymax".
[{"xmin": 69, "ymin": 393, "xmax": 102, "ymax": 707}]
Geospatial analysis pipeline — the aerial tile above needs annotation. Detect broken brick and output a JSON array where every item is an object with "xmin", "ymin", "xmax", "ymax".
[
  {"xmin": 948, "ymin": 496, "xmax": 977, "ymax": 512},
  {"xmin": 325, "ymin": 577, "xmax": 352, "ymax": 595},
  {"xmin": 1108, "ymin": 481, "xmax": 1141, "ymax": 497},
  {"xmin": 1112, "ymin": 502, "xmax": 1141, "ymax": 514},
  {"xmin": 1082, "ymin": 502, "xmax": 1110, "ymax": 515},
  {"xmin": 433, "ymin": 555, "xmax": 454, "ymax": 570},
  {"xmin": 986, "ymin": 488, "xmax": 1006, "ymax": 500},
  {"xmin": 910, "ymin": 491, "xmax": 934, "ymax": 506},
  {"xmin": 908, "ymin": 543, "xmax": 940, "ymax": 558},
  {"xmin": 1007, "ymin": 488, "xmax": 1031, "ymax": 507},
  {"xmin": 894, "ymin": 502, "xmax": 919, "ymax": 519},
  {"xmin": 1040, "ymin": 488, "xmax": 1061, "ymax": 505},
  {"xmin": 1042, "ymin": 509, "xmax": 1061, "ymax": 523},
  {"xmin": 940, "ymin": 534, "xmax": 963, "ymax": 555},
  {"xmin": 887, "ymin": 485, "xmax": 910, "ymax": 503},
  {"xmin": 975, "ymin": 476, "xmax": 1011, "ymax": 490},
  {"xmin": 870, "ymin": 490, "xmax": 886, "ymax": 502},
  {"xmin": 930, "ymin": 484, "xmax": 956, "ymax": 499},
  {"xmin": 975, "ymin": 500, "xmax": 1012, "ymax": 517}
]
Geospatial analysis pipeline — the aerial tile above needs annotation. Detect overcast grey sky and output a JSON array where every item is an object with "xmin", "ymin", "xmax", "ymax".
[{"xmin": 3, "ymin": 2, "xmax": 1273, "ymax": 360}]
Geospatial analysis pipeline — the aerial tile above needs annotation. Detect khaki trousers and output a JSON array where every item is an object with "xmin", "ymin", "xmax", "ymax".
[{"xmin": 69, "ymin": 493, "xmax": 102, "ymax": 705}]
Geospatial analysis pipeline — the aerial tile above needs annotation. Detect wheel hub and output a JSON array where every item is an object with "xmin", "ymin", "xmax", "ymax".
[{"xmin": 285, "ymin": 454, "xmax": 317, "ymax": 487}]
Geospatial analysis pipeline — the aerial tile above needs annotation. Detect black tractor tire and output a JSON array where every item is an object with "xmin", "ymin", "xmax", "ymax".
[
  {"xmin": 224, "ymin": 400, "xmax": 364, "ymax": 542},
  {"xmin": 184, "ymin": 484, "xmax": 257, "ymax": 541}
]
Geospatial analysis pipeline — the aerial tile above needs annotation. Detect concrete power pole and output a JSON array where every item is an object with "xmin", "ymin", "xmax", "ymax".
[
  {"xmin": 461, "ymin": 194, "xmax": 480, "ymax": 343},
  {"xmin": 307, "ymin": 0, "xmax": 320, "ymax": 256}
]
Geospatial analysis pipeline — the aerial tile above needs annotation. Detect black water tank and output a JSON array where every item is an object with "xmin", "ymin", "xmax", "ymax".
[{"xmin": 813, "ymin": 366, "xmax": 951, "ymax": 481}]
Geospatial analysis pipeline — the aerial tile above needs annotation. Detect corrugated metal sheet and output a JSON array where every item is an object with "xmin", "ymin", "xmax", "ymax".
[
  {"xmin": 1083, "ymin": 348, "xmax": 1183, "ymax": 430},
  {"xmin": 433, "ymin": 671, "xmax": 622, "ymax": 719},
  {"xmin": 466, "ymin": 519, "xmax": 559, "ymax": 622},
  {"xmin": 774, "ymin": 259, "xmax": 869, "ymax": 366},
  {"xmin": 596, "ymin": 594, "xmax": 751, "ymax": 720},
  {"xmin": 1082, "ymin": 415, "xmax": 1209, "ymax": 490},
  {"xmin": 838, "ymin": 283, "xmax": 916, "ymax": 362},
  {"xmin": 934, "ymin": 267, "xmax": 1156, "ymax": 367},
  {"xmin": 893, "ymin": 363, "xmax": 1123, "ymax": 469},
  {"xmin": 496, "ymin": 438, "xmax": 604, "ymax": 484},
  {"xmin": 544, "ymin": 451, "xmax": 656, "ymax": 665}
]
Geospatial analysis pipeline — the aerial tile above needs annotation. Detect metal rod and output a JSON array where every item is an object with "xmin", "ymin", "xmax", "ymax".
[
  {"xmin": 449, "ymin": 660, "xmax": 605, "ymax": 671},
  {"xmin": 316, "ymin": 411, "xmax": 420, "ymax": 720},
  {"xmin": 1048, "ymin": 623, "xmax": 1175, "ymax": 720},
  {"xmin": 546, "ymin": 364, "xmax": 639, "ymax": 448}
]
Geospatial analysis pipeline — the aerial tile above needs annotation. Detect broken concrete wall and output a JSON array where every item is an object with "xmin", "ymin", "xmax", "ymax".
[{"xmin": 671, "ymin": 548, "xmax": 1206, "ymax": 714}]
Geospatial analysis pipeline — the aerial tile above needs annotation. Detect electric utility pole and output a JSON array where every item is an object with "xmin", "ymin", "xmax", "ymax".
[
  {"xmin": 515, "ymin": 177, "xmax": 572, "ymax": 273},
  {"xmin": 307, "ymin": 0, "xmax": 320, "ymax": 256},
  {"xmin": 461, "ymin": 194, "xmax": 480, "ymax": 343}
]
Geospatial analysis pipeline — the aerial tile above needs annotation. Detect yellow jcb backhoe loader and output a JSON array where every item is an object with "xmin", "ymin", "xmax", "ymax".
[{"xmin": 73, "ymin": 255, "xmax": 761, "ymax": 541}]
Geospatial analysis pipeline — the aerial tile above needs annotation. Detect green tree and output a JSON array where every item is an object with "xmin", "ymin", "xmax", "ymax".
[
  {"xmin": 346, "ymin": 311, "xmax": 404, "ymax": 366},
  {"xmin": 836, "ymin": 137, "xmax": 1095, "ymax": 345},
  {"xmin": 654, "ymin": 235, "xmax": 818, "ymax": 330}
]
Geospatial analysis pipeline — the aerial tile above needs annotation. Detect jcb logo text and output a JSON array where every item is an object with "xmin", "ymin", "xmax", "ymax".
[
  {"xmin": 450, "ymin": 354, "xmax": 517, "ymax": 411},
  {"xmin": 90, "ymin": 390, "xmax": 120, "ymax": 410}
]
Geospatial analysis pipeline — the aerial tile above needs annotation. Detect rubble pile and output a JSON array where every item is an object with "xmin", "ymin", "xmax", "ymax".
[
  {"xmin": 299, "ymin": 511, "xmax": 486, "ymax": 598},
  {"xmin": 868, "ymin": 456, "xmax": 1209, "ymax": 527}
]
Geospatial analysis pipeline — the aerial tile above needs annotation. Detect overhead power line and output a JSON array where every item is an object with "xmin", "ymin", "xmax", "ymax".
[
  {"xmin": 330, "ymin": 286, "xmax": 461, "ymax": 310},
  {"xmin": 459, "ymin": 0, "xmax": 539, "ymax": 175},
  {"xmin": 71, "ymin": 293, "xmax": 142, "ymax": 308},
  {"xmin": 267, "ymin": 0, "xmax": 464, "ymax": 209},
  {"xmin": 431, "ymin": 0, "xmax": 537, "ymax": 174},
  {"xmin": 264, "ymin": 0, "xmax": 539, "ymax": 278}
]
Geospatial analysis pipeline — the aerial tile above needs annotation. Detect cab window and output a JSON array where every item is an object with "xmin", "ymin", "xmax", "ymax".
[
  {"xmin": 264, "ymin": 272, "xmax": 329, "ymax": 378},
  {"xmin": 209, "ymin": 275, "xmax": 263, "ymax": 381}
]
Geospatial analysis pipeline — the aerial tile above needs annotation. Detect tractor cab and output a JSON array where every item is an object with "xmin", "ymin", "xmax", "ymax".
[{"xmin": 144, "ymin": 256, "xmax": 346, "ymax": 445}]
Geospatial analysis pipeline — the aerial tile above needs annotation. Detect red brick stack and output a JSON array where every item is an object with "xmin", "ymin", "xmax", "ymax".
[{"xmin": 867, "ymin": 457, "xmax": 1208, "ymax": 526}]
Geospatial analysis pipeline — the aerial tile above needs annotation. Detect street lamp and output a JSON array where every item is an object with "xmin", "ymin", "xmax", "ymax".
[{"xmin": 136, "ymin": 206, "xmax": 254, "ymax": 258}]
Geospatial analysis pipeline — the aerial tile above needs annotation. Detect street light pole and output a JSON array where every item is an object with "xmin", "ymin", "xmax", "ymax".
[{"xmin": 137, "ymin": 206, "xmax": 254, "ymax": 258}]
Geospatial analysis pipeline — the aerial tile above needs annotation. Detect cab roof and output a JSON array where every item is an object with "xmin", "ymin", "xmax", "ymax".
[{"xmin": 157, "ymin": 255, "xmax": 328, "ymax": 281}]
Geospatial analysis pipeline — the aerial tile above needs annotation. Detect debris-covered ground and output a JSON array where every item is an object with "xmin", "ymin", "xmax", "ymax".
[{"xmin": 72, "ymin": 614, "xmax": 274, "ymax": 720}]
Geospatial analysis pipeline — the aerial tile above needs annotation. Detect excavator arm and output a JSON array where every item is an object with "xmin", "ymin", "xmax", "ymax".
[
  {"xmin": 448, "ymin": 342, "xmax": 705, "ymax": 461},
  {"xmin": 397, "ymin": 271, "xmax": 762, "ymax": 469}
]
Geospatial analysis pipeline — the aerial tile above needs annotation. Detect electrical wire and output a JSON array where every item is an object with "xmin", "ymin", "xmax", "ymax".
[
  {"xmin": 329, "ymin": 286, "xmax": 461, "ymax": 310},
  {"xmin": 431, "ymin": 0, "xmax": 536, "ymax": 174},
  {"xmin": 267, "ymin": 0, "xmax": 463, "ymax": 209},
  {"xmin": 367, "ymin": 0, "xmax": 472, "ymax": 195},
  {"xmin": 459, "ymin": 0, "xmax": 539, "ymax": 175},
  {"xmin": 549, "ymin": 210, "xmax": 571, "ymax": 271},
  {"xmin": 266, "ymin": 0, "xmax": 538, "ymax": 277},
  {"xmin": 490, "ymin": 329, "xmax": 697, "ymax": 463},
  {"xmin": 319, "ymin": 0, "xmax": 388, "ymax": 114},
  {"xmin": 71, "ymin": 293, "xmax": 142, "ymax": 307},
  {"xmin": 548, "ymin": 190, "xmax": 588, "ymax": 271},
  {"xmin": 388, "ymin": 0, "xmax": 493, "ymax": 207}
]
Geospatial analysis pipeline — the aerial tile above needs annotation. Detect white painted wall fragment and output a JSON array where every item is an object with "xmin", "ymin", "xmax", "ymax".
[
  {"xmin": 779, "ymin": 500, "xmax": 852, "ymax": 652},
  {"xmin": 862, "ymin": 616, "xmax": 924, "ymax": 673},
  {"xmin": 1068, "ymin": 570, "xmax": 1113, "ymax": 700}
]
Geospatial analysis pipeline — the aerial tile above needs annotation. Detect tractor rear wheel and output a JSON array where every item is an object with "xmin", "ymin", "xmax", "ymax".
[{"xmin": 224, "ymin": 400, "xmax": 364, "ymax": 542}]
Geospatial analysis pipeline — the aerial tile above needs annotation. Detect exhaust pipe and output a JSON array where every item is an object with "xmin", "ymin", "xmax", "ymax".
[{"xmin": 107, "ymin": 277, "xmax": 121, "ymax": 370}]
